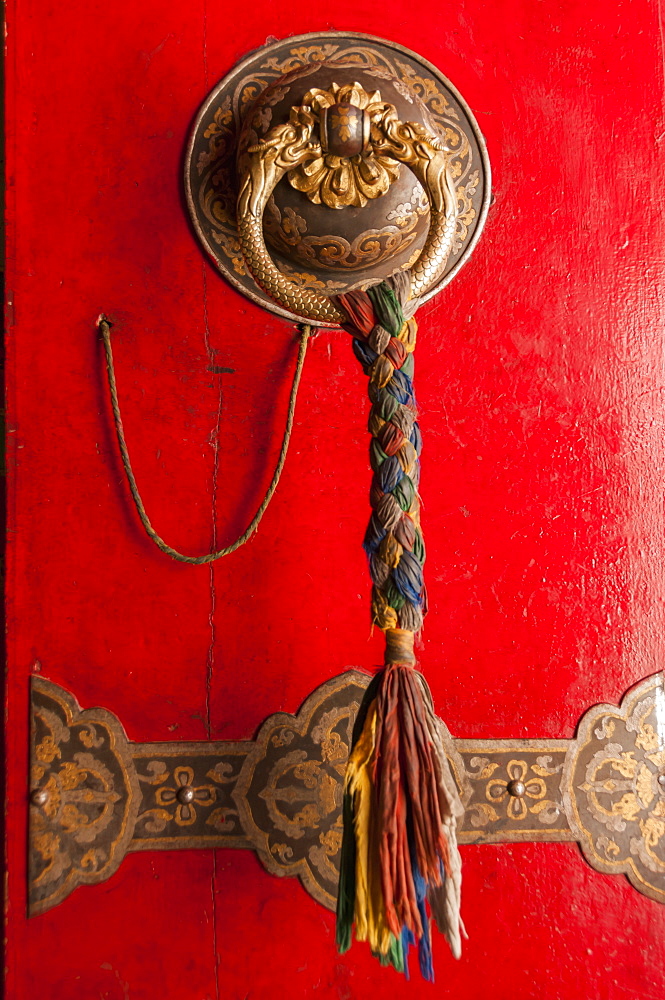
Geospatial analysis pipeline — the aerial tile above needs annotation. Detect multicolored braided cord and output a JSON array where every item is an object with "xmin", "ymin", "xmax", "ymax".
[
  {"xmin": 334, "ymin": 274, "xmax": 464, "ymax": 980},
  {"xmin": 337, "ymin": 272, "xmax": 425, "ymax": 664}
]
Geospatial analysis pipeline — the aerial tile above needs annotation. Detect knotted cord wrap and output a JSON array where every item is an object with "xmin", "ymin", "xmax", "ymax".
[
  {"xmin": 99, "ymin": 315, "xmax": 311, "ymax": 564},
  {"xmin": 335, "ymin": 275, "xmax": 465, "ymax": 981}
]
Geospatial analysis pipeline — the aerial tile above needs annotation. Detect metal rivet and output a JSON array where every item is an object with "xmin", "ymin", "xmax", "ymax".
[
  {"xmin": 30, "ymin": 788, "xmax": 49, "ymax": 807},
  {"xmin": 658, "ymin": 773, "xmax": 665, "ymax": 789},
  {"xmin": 506, "ymin": 780, "xmax": 526, "ymax": 798},
  {"xmin": 176, "ymin": 786, "xmax": 195, "ymax": 804}
]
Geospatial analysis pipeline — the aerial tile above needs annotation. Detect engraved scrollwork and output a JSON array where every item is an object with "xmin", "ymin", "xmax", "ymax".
[
  {"xmin": 207, "ymin": 759, "xmax": 244, "ymax": 784},
  {"xmin": 393, "ymin": 59, "xmax": 460, "ymax": 120},
  {"xmin": 465, "ymin": 756, "xmax": 500, "ymax": 781},
  {"xmin": 29, "ymin": 678, "xmax": 140, "ymax": 916},
  {"xmin": 196, "ymin": 96, "xmax": 246, "ymax": 276},
  {"xmin": 452, "ymin": 169, "xmax": 480, "ymax": 256},
  {"xmin": 563, "ymin": 675, "xmax": 665, "ymax": 903},
  {"xmin": 270, "ymin": 727, "xmax": 296, "ymax": 748},
  {"xmin": 234, "ymin": 672, "xmax": 371, "ymax": 910},
  {"xmin": 466, "ymin": 802, "xmax": 500, "ymax": 828},
  {"xmin": 264, "ymin": 184, "xmax": 427, "ymax": 273},
  {"xmin": 458, "ymin": 746, "xmax": 568, "ymax": 838},
  {"xmin": 274, "ymin": 260, "xmax": 347, "ymax": 292},
  {"xmin": 206, "ymin": 807, "xmax": 239, "ymax": 833},
  {"xmin": 31, "ymin": 671, "xmax": 665, "ymax": 917},
  {"xmin": 533, "ymin": 755, "xmax": 565, "ymax": 776}
]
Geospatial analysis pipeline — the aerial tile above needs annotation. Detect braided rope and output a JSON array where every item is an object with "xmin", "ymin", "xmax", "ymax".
[
  {"xmin": 336, "ymin": 274, "xmax": 426, "ymax": 664},
  {"xmin": 98, "ymin": 315, "xmax": 311, "ymax": 564}
]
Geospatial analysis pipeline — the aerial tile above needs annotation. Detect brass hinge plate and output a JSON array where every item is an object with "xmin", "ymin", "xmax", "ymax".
[{"xmin": 29, "ymin": 670, "xmax": 665, "ymax": 915}]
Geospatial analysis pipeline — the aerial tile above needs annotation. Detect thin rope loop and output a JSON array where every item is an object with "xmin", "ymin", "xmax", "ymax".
[{"xmin": 98, "ymin": 315, "xmax": 311, "ymax": 564}]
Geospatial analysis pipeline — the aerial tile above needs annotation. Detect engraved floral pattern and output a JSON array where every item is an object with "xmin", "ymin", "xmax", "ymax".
[
  {"xmin": 29, "ymin": 680, "xmax": 139, "ymax": 916},
  {"xmin": 463, "ymin": 751, "xmax": 566, "ymax": 832},
  {"xmin": 134, "ymin": 758, "xmax": 243, "ymax": 835},
  {"xmin": 565, "ymin": 679, "xmax": 665, "ymax": 902},
  {"xmin": 264, "ymin": 192, "xmax": 427, "ymax": 273}
]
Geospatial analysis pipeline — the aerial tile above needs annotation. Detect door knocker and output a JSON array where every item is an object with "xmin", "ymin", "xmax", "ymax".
[{"xmin": 100, "ymin": 32, "xmax": 490, "ymax": 980}]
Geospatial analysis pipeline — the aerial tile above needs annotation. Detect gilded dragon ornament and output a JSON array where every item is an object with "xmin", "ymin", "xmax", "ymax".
[{"xmin": 236, "ymin": 83, "xmax": 459, "ymax": 325}]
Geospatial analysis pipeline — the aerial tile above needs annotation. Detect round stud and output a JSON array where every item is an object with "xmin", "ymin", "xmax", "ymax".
[
  {"xmin": 30, "ymin": 788, "xmax": 49, "ymax": 807},
  {"xmin": 658, "ymin": 773, "xmax": 665, "ymax": 790},
  {"xmin": 506, "ymin": 779, "xmax": 526, "ymax": 798},
  {"xmin": 176, "ymin": 785, "xmax": 195, "ymax": 804}
]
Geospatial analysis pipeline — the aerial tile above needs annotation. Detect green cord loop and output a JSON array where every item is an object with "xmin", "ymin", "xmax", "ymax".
[{"xmin": 99, "ymin": 315, "xmax": 311, "ymax": 564}]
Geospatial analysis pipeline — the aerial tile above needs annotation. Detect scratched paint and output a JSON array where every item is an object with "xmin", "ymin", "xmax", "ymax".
[{"xmin": 5, "ymin": 1, "xmax": 665, "ymax": 998}]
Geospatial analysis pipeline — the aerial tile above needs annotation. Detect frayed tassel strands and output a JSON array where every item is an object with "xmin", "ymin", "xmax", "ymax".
[{"xmin": 335, "ymin": 277, "xmax": 465, "ymax": 981}]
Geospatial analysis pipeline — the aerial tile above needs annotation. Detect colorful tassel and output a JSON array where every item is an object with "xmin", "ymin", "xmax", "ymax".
[{"xmin": 335, "ymin": 276, "xmax": 465, "ymax": 980}]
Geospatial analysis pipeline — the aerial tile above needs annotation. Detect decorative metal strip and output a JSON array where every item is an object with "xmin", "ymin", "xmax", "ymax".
[
  {"xmin": 29, "ymin": 670, "xmax": 665, "ymax": 915},
  {"xmin": 455, "ymin": 741, "xmax": 572, "ymax": 844}
]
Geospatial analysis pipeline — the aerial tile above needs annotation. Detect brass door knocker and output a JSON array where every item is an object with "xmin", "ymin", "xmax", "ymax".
[
  {"xmin": 234, "ymin": 82, "xmax": 460, "ymax": 325},
  {"xmin": 185, "ymin": 31, "xmax": 490, "ymax": 325}
]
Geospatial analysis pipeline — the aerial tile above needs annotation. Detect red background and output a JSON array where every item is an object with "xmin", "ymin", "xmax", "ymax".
[{"xmin": 5, "ymin": 2, "xmax": 665, "ymax": 998}]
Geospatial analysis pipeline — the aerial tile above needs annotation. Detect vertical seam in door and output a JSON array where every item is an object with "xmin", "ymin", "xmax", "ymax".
[
  {"xmin": 201, "ymin": 262, "xmax": 221, "ymax": 742},
  {"xmin": 201, "ymin": 149, "xmax": 221, "ymax": 999}
]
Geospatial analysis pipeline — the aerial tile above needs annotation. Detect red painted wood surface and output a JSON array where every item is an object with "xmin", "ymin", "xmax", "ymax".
[{"xmin": 5, "ymin": 2, "xmax": 665, "ymax": 997}]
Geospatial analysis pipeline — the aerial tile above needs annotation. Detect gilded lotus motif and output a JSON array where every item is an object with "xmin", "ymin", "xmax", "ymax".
[{"xmin": 287, "ymin": 83, "xmax": 401, "ymax": 209}]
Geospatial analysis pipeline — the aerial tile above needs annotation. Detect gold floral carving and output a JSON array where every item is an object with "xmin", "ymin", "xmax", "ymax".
[{"xmin": 286, "ymin": 83, "xmax": 401, "ymax": 209}]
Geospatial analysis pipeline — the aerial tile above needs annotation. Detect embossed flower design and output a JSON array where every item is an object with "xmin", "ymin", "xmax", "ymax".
[
  {"xmin": 287, "ymin": 82, "xmax": 401, "ymax": 209},
  {"xmin": 155, "ymin": 766, "xmax": 216, "ymax": 827},
  {"xmin": 486, "ymin": 760, "xmax": 547, "ymax": 821}
]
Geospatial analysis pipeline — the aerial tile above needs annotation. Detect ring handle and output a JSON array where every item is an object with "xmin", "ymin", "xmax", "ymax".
[{"xmin": 236, "ymin": 100, "xmax": 459, "ymax": 326}]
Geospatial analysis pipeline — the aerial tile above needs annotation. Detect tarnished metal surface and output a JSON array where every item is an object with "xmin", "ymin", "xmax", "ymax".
[
  {"xmin": 185, "ymin": 32, "xmax": 490, "ymax": 324},
  {"xmin": 562, "ymin": 676, "xmax": 665, "ymax": 905},
  {"xmin": 29, "ymin": 679, "xmax": 141, "ymax": 916},
  {"xmin": 236, "ymin": 80, "xmax": 460, "ymax": 324},
  {"xmin": 455, "ymin": 742, "xmax": 572, "ymax": 844},
  {"xmin": 29, "ymin": 671, "xmax": 665, "ymax": 915}
]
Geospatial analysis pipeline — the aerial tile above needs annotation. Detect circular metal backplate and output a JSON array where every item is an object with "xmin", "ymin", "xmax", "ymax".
[{"xmin": 185, "ymin": 32, "xmax": 491, "ymax": 325}]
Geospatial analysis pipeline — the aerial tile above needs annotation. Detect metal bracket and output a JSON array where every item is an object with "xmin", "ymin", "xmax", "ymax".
[{"xmin": 29, "ymin": 670, "xmax": 665, "ymax": 915}]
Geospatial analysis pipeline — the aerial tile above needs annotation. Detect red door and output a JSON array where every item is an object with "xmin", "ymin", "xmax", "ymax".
[{"xmin": 6, "ymin": 3, "xmax": 665, "ymax": 998}]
